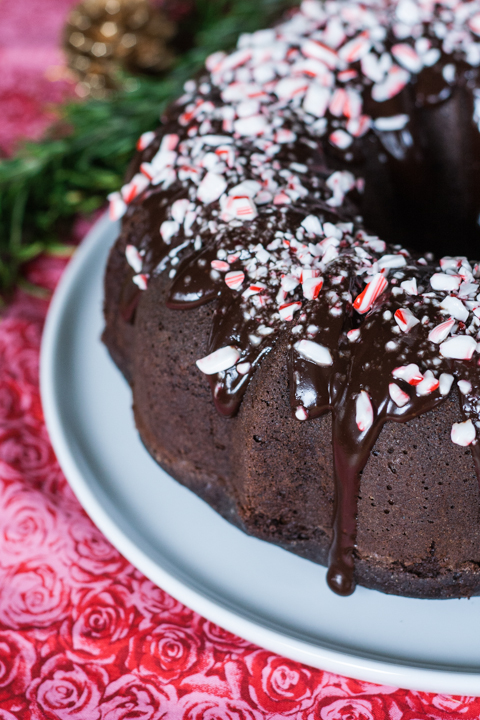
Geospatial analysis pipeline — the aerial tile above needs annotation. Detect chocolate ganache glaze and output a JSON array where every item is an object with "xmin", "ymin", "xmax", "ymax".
[{"xmin": 105, "ymin": 0, "xmax": 480, "ymax": 596}]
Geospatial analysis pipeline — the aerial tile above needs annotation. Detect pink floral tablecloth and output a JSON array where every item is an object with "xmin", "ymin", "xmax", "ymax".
[{"xmin": 0, "ymin": 0, "xmax": 478, "ymax": 716}]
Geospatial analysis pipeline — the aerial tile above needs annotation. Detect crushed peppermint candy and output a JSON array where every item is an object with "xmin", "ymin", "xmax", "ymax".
[
  {"xmin": 356, "ymin": 391, "xmax": 374, "ymax": 432},
  {"xmin": 294, "ymin": 339, "xmax": 333, "ymax": 366},
  {"xmin": 196, "ymin": 346, "xmax": 241, "ymax": 374},
  {"xmin": 451, "ymin": 419, "xmax": 476, "ymax": 446}
]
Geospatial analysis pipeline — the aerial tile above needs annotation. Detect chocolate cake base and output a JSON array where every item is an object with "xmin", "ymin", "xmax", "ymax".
[{"xmin": 104, "ymin": 228, "xmax": 480, "ymax": 599}]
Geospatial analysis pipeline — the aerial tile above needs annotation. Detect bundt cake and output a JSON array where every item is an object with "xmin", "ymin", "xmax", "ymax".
[{"xmin": 103, "ymin": 0, "xmax": 480, "ymax": 598}]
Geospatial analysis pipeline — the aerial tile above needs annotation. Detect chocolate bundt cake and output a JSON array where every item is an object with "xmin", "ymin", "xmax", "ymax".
[{"xmin": 103, "ymin": 0, "xmax": 480, "ymax": 598}]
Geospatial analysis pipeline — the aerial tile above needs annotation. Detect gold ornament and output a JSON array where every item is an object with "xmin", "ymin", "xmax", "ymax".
[{"xmin": 64, "ymin": 0, "xmax": 177, "ymax": 98}]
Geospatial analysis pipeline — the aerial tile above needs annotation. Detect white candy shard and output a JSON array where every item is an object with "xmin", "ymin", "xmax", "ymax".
[
  {"xmin": 394, "ymin": 307, "xmax": 420, "ymax": 332},
  {"xmin": 303, "ymin": 84, "xmax": 331, "ymax": 118},
  {"xmin": 196, "ymin": 346, "xmax": 241, "ymax": 375},
  {"xmin": 440, "ymin": 335, "xmax": 477, "ymax": 360},
  {"xmin": 428, "ymin": 317, "xmax": 455, "ymax": 344},
  {"xmin": 347, "ymin": 329, "xmax": 361, "ymax": 342},
  {"xmin": 301, "ymin": 215, "xmax": 323, "ymax": 235},
  {"xmin": 197, "ymin": 172, "xmax": 227, "ymax": 204},
  {"xmin": 378, "ymin": 254, "xmax": 407, "ymax": 270},
  {"xmin": 451, "ymin": 419, "xmax": 476, "ymax": 447},
  {"xmin": 125, "ymin": 245, "xmax": 143, "ymax": 274},
  {"xmin": 374, "ymin": 114, "xmax": 409, "ymax": 131},
  {"xmin": 439, "ymin": 373, "xmax": 454, "ymax": 396},
  {"xmin": 356, "ymin": 390, "xmax": 374, "ymax": 432},
  {"xmin": 440, "ymin": 295, "xmax": 468, "ymax": 321},
  {"xmin": 430, "ymin": 273, "xmax": 461, "ymax": 291},
  {"xmin": 137, "ymin": 130, "xmax": 155, "ymax": 151},
  {"xmin": 389, "ymin": 383, "xmax": 410, "ymax": 407},
  {"xmin": 458, "ymin": 380, "xmax": 472, "ymax": 395},
  {"xmin": 294, "ymin": 339, "xmax": 333, "ymax": 366},
  {"xmin": 160, "ymin": 220, "xmax": 180, "ymax": 245},
  {"xmin": 171, "ymin": 199, "xmax": 191, "ymax": 224}
]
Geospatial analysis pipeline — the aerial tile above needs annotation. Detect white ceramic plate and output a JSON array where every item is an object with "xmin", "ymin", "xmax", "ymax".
[{"xmin": 40, "ymin": 214, "xmax": 480, "ymax": 695}]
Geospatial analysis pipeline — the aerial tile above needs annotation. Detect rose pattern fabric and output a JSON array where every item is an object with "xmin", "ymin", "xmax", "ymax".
[{"xmin": 0, "ymin": 0, "xmax": 479, "ymax": 715}]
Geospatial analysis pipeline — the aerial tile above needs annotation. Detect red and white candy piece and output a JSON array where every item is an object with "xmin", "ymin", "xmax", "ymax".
[
  {"xmin": 220, "ymin": 196, "xmax": 257, "ymax": 222},
  {"xmin": 211, "ymin": 260, "xmax": 230, "ymax": 272},
  {"xmin": 428, "ymin": 318, "xmax": 455, "ymax": 344},
  {"xmin": 394, "ymin": 307, "xmax": 420, "ymax": 333},
  {"xmin": 373, "ymin": 115, "xmax": 409, "ymax": 131},
  {"xmin": 136, "ymin": 131, "xmax": 155, "ymax": 151},
  {"xmin": 415, "ymin": 371, "xmax": 440, "ymax": 396},
  {"xmin": 347, "ymin": 329, "xmax": 361, "ymax": 342},
  {"xmin": 458, "ymin": 380, "xmax": 472, "ymax": 395},
  {"xmin": 294, "ymin": 339, "xmax": 333, "ymax": 366},
  {"xmin": 469, "ymin": 13, "xmax": 480, "ymax": 36},
  {"xmin": 329, "ymin": 88, "xmax": 347, "ymax": 117},
  {"xmin": 329, "ymin": 130, "xmax": 353, "ymax": 149},
  {"xmin": 356, "ymin": 390, "xmax": 374, "ymax": 432},
  {"xmin": 389, "ymin": 383, "xmax": 410, "ymax": 407},
  {"xmin": 440, "ymin": 335, "xmax": 477, "ymax": 360},
  {"xmin": 302, "ymin": 277, "xmax": 324, "ymax": 300},
  {"xmin": 301, "ymin": 39, "xmax": 339, "ymax": 69},
  {"xmin": 197, "ymin": 172, "xmax": 227, "ymax": 204},
  {"xmin": 371, "ymin": 65, "xmax": 409, "ymax": 103},
  {"xmin": 391, "ymin": 43, "xmax": 422, "ymax": 73},
  {"xmin": 353, "ymin": 273, "xmax": 388, "ymax": 314},
  {"xmin": 171, "ymin": 199, "xmax": 190, "ymax": 224},
  {"xmin": 451, "ymin": 419, "xmax": 476, "ymax": 447},
  {"xmin": 121, "ymin": 174, "xmax": 149, "ymax": 204},
  {"xmin": 225, "ymin": 271, "xmax": 245, "ymax": 290},
  {"xmin": 108, "ymin": 192, "xmax": 127, "ymax": 221},
  {"xmin": 132, "ymin": 273, "xmax": 148, "ymax": 291},
  {"xmin": 339, "ymin": 31, "xmax": 372, "ymax": 63},
  {"xmin": 392, "ymin": 363, "xmax": 423, "ymax": 385},
  {"xmin": 295, "ymin": 406, "xmax": 309, "ymax": 421},
  {"xmin": 279, "ymin": 302, "xmax": 302, "ymax": 321},
  {"xmin": 399, "ymin": 278, "xmax": 417, "ymax": 295},
  {"xmin": 125, "ymin": 244, "xmax": 143, "ymax": 274},
  {"xmin": 196, "ymin": 346, "xmax": 241, "ymax": 375},
  {"xmin": 274, "ymin": 129, "xmax": 297, "ymax": 144}
]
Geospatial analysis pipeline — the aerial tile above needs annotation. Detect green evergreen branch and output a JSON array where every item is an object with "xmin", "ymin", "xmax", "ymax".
[{"xmin": 0, "ymin": 0, "xmax": 294, "ymax": 299}]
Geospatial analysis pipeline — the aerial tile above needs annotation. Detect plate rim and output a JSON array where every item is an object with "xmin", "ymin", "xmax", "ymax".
[{"xmin": 40, "ymin": 213, "xmax": 480, "ymax": 696}]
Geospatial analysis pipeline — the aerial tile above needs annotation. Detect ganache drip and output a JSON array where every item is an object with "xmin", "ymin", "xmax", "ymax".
[{"xmin": 112, "ymin": 0, "xmax": 480, "ymax": 594}]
